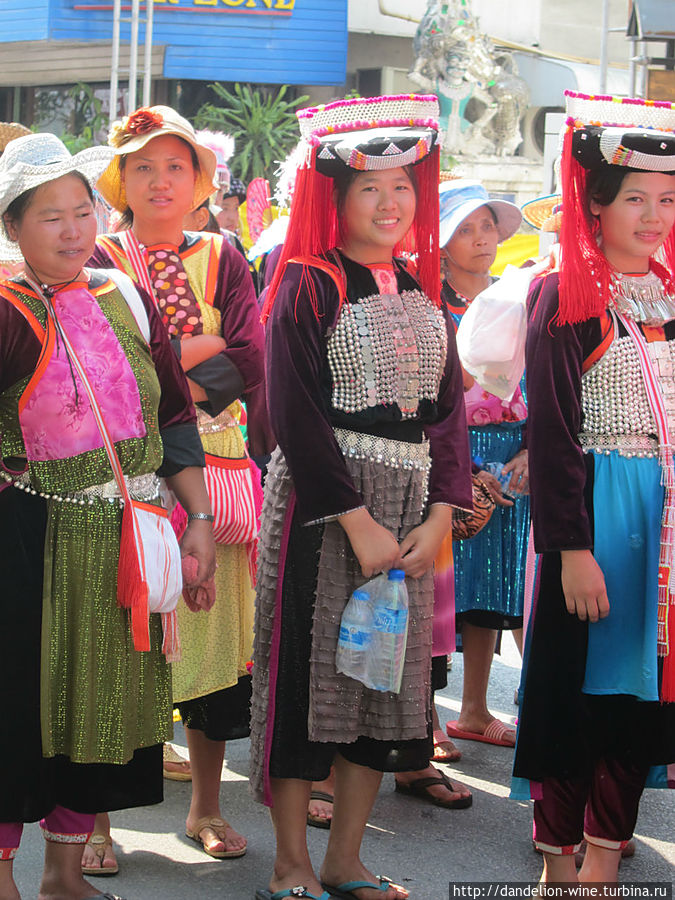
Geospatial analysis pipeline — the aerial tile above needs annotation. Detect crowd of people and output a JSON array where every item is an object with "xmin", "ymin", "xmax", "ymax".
[{"xmin": 0, "ymin": 86, "xmax": 673, "ymax": 900}]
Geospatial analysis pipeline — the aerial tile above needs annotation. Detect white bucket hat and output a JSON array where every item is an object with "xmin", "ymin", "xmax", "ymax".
[
  {"xmin": 439, "ymin": 179, "xmax": 522, "ymax": 249},
  {"xmin": 0, "ymin": 132, "xmax": 114, "ymax": 262}
]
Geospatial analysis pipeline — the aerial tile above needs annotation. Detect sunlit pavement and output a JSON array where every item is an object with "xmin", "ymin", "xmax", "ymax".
[{"xmin": 14, "ymin": 635, "xmax": 674, "ymax": 898}]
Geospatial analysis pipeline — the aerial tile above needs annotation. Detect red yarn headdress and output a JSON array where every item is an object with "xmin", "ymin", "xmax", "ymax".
[
  {"xmin": 261, "ymin": 94, "xmax": 441, "ymax": 323},
  {"xmin": 557, "ymin": 92, "xmax": 675, "ymax": 325}
]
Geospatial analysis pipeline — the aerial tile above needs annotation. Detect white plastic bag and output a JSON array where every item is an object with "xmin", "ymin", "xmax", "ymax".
[{"xmin": 455, "ymin": 264, "xmax": 542, "ymax": 400}]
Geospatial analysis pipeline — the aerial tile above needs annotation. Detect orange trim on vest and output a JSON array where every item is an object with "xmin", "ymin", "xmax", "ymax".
[
  {"xmin": 582, "ymin": 311, "xmax": 614, "ymax": 374},
  {"xmin": 203, "ymin": 235, "xmax": 224, "ymax": 308},
  {"xmin": 0, "ymin": 285, "xmax": 45, "ymax": 342},
  {"xmin": 287, "ymin": 255, "xmax": 347, "ymax": 305},
  {"xmin": 18, "ymin": 320, "xmax": 56, "ymax": 415},
  {"xmin": 96, "ymin": 235, "xmax": 135, "ymax": 278},
  {"xmin": 642, "ymin": 324, "xmax": 665, "ymax": 343}
]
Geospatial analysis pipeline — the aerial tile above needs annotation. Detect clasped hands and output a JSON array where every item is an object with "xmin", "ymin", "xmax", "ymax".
[{"xmin": 339, "ymin": 505, "xmax": 453, "ymax": 579}]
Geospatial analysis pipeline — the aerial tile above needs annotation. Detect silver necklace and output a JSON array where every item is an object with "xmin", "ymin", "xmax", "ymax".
[{"xmin": 609, "ymin": 270, "xmax": 675, "ymax": 326}]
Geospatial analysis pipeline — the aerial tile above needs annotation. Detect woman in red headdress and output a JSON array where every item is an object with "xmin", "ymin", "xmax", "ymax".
[
  {"xmin": 250, "ymin": 95, "xmax": 473, "ymax": 900},
  {"xmin": 514, "ymin": 91, "xmax": 675, "ymax": 884}
]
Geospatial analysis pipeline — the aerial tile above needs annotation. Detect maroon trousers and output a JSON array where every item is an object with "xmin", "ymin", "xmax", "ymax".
[{"xmin": 533, "ymin": 756, "xmax": 649, "ymax": 854}]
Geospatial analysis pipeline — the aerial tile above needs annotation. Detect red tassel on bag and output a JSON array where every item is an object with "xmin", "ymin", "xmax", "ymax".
[
  {"xmin": 117, "ymin": 501, "xmax": 151, "ymax": 652},
  {"xmin": 161, "ymin": 609, "xmax": 181, "ymax": 663}
]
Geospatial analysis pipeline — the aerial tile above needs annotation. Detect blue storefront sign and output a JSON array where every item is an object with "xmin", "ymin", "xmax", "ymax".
[{"xmin": 0, "ymin": 0, "xmax": 348, "ymax": 86}]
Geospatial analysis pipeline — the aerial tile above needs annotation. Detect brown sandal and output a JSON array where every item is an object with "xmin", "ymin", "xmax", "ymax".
[
  {"xmin": 185, "ymin": 815, "xmax": 247, "ymax": 859},
  {"xmin": 81, "ymin": 833, "xmax": 119, "ymax": 876}
]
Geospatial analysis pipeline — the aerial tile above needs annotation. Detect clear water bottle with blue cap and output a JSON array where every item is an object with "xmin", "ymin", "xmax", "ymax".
[
  {"xmin": 336, "ymin": 588, "xmax": 375, "ymax": 684},
  {"xmin": 366, "ymin": 568, "xmax": 409, "ymax": 693}
]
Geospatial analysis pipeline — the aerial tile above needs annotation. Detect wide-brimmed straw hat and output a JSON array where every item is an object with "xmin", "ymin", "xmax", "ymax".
[
  {"xmin": 97, "ymin": 106, "xmax": 218, "ymax": 213},
  {"xmin": 0, "ymin": 121, "xmax": 31, "ymax": 153},
  {"xmin": 0, "ymin": 132, "xmax": 114, "ymax": 262},
  {"xmin": 439, "ymin": 179, "xmax": 522, "ymax": 248},
  {"xmin": 521, "ymin": 193, "xmax": 562, "ymax": 232}
]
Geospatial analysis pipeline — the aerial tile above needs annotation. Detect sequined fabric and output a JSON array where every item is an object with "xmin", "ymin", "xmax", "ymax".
[
  {"xmin": 453, "ymin": 424, "xmax": 529, "ymax": 621},
  {"xmin": 0, "ymin": 283, "xmax": 170, "ymax": 765},
  {"xmin": 94, "ymin": 233, "xmax": 256, "ymax": 717},
  {"xmin": 171, "ymin": 407, "xmax": 254, "ymax": 705}
]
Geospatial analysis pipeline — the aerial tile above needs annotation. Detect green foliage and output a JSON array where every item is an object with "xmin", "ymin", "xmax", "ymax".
[
  {"xmin": 35, "ymin": 82, "xmax": 108, "ymax": 153},
  {"xmin": 195, "ymin": 83, "xmax": 308, "ymax": 185}
]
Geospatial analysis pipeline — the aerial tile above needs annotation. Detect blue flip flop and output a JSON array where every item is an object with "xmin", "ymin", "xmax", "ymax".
[
  {"xmin": 321, "ymin": 878, "xmax": 393, "ymax": 898},
  {"xmin": 255, "ymin": 888, "xmax": 332, "ymax": 900}
]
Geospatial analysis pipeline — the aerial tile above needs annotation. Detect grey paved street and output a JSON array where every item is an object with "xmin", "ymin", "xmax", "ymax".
[{"xmin": 14, "ymin": 636, "xmax": 674, "ymax": 899}]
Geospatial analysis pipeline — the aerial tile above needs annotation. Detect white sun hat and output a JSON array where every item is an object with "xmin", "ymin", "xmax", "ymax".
[
  {"xmin": 439, "ymin": 179, "xmax": 522, "ymax": 249},
  {"xmin": 0, "ymin": 132, "xmax": 114, "ymax": 262}
]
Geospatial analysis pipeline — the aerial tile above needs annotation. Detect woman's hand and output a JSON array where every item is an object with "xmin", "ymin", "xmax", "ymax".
[
  {"xmin": 502, "ymin": 448, "xmax": 529, "ymax": 495},
  {"xmin": 476, "ymin": 469, "xmax": 513, "ymax": 507},
  {"xmin": 165, "ymin": 466, "xmax": 216, "ymax": 585},
  {"xmin": 399, "ymin": 504, "xmax": 453, "ymax": 579},
  {"xmin": 560, "ymin": 549, "xmax": 609, "ymax": 623},
  {"xmin": 339, "ymin": 508, "xmax": 402, "ymax": 578},
  {"xmin": 180, "ymin": 518, "xmax": 217, "ymax": 586}
]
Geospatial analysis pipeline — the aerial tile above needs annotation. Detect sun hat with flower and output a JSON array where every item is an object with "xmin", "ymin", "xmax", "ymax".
[
  {"xmin": 97, "ymin": 106, "xmax": 218, "ymax": 213},
  {"xmin": 0, "ymin": 131, "xmax": 114, "ymax": 262}
]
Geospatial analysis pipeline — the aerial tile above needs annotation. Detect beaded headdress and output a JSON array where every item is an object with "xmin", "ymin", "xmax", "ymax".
[
  {"xmin": 558, "ymin": 91, "xmax": 675, "ymax": 325},
  {"xmin": 262, "ymin": 94, "xmax": 442, "ymax": 322}
]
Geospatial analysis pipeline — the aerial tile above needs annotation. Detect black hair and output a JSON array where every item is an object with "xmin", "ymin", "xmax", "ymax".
[
  {"xmin": 116, "ymin": 136, "xmax": 200, "ymax": 229},
  {"xmin": 4, "ymin": 173, "xmax": 93, "ymax": 231},
  {"xmin": 191, "ymin": 197, "xmax": 221, "ymax": 234},
  {"xmin": 586, "ymin": 165, "xmax": 639, "ymax": 209},
  {"xmin": 485, "ymin": 205, "xmax": 499, "ymax": 226}
]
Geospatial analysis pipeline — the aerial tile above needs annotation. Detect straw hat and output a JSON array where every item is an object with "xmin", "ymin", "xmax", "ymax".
[
  {"xmin": 0, "ymin": 132, "xmax": 114, "ymax": 262},
  {"xmin": 97, "ymin": 106, "xmax": 218, "ymax": 213},
  {"xmin": 521, "ymin": 193, "xmax": 562, "ymax": 232},
  {"xmin": 0, "ymin": 122, "xmax": 31, "ymax": 153},
  {"xmin": 439, "ymin": 179, "xmax": 522, "ymax": 247}
]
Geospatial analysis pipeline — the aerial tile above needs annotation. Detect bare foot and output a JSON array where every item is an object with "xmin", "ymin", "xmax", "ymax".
[
  {"xmin": 185, "ymin": 815, "xmax": 247, "ymax": 858},
  {"xmin": 395, "ymin": 764, "xmax": 472, "ymax": 807},
  {"xmin": 432, "ymin": 728, "xmax": 461, "ymax": 762},
  {"xmin": 307, "ymin": 770, "xmax": 335, "ymax": 828},
  {"xmin": 320, "ymin": 861, "xmax": 409, "ymax": 900},
  {"xmin": 268, "ymin": 862, "xmax": 323, "ymax": 899}
]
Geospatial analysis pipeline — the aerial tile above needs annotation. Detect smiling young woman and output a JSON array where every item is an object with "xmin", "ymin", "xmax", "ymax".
[
  {"xmin": 250, "ymin": 95, "xmax": 472, "ymax": 900},
  {"xmin": 513, "ymin": 91, "xmax": 675, "ymax": 886}
]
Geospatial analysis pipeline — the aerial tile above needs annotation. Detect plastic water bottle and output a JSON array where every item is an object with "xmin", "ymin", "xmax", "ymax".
[
  {"xmin": 482, "ymin": 461, "xmax": 514, "ymax": 498},
  {"xmin": 336, "ymin": 589, "xmax": 374, "ymax": 684},
  {"xmin": 366, "ymin": 569, "xmax": 409, "ymax": 693}
]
